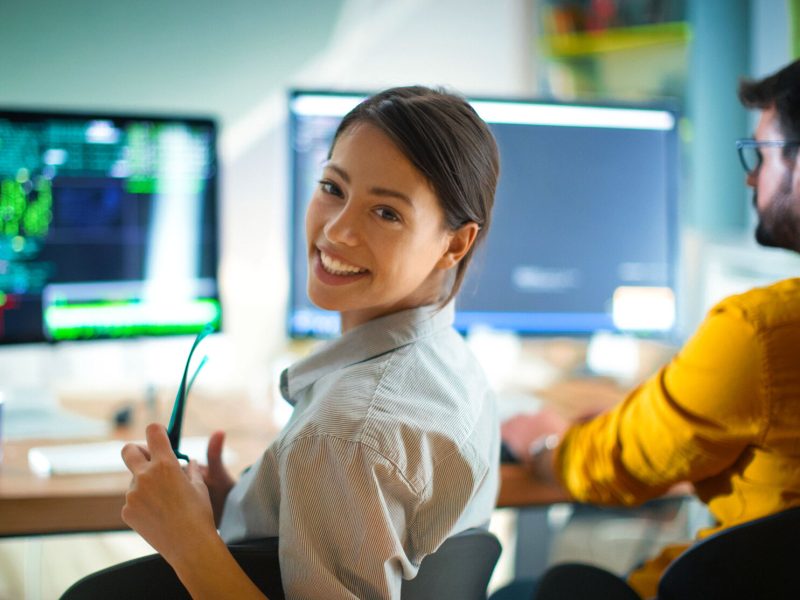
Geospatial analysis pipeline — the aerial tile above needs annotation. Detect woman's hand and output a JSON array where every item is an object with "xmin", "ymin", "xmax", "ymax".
[
  {"xmin": 200, "ymin": 430, "xmax": 236, "ymax": 526},
  {"xmin": 122, "ymin": 425, "xmax": 269, "ymax": 598},
  {"xmin": 121, "ymin": 423, "xmax": 218, "ymax": 565}
]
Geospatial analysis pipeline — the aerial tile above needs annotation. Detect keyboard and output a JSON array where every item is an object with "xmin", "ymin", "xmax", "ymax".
[
  {"xmin": 27, "ymin": 436, "xmax": 237, "ymax": 476},
  {"xmin": 28, "ymin": 440, "xmax": 127, "ymax": 476}
]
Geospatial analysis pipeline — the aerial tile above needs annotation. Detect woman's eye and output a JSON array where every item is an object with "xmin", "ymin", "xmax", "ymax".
[
  {"xmin": 376, "ymin": 207, "xmax": 400, "ymax": 222},
  {"xmin": 319, "ymin": 180, "xmax": 343, "ymax": 197}
]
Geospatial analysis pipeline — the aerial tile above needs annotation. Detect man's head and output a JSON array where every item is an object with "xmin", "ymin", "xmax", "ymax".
[{"xmin": 738, "ymin": 59, "xmax": 800, "ymax": 252}]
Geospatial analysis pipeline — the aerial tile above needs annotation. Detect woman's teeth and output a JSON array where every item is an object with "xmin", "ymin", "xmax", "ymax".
[{"xmin": 320, "ymin": 251, "xmax": 367, "ymax": 275}]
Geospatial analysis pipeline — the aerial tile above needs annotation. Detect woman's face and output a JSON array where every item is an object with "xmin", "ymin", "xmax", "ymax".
[{"xmin": 305, "ymin": 122, "xmax": 457, "ymax": 332}]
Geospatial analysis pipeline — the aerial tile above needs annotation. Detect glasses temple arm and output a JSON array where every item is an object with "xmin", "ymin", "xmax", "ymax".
[{"xmin": 167, "ymin": 325, "xmax": 214, "ymax": 456}]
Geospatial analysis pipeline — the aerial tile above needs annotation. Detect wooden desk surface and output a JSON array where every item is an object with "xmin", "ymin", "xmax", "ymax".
[
  {"xmin": 497, "ymin": 464, "xmax": 570, "ymax": 507},
  {"xmin": 0, "ymin": 378, "xmax": 629, "ymax": 537},
  {"xmin": 0, "ymin": 392, "xmax": 280, "ymax": 537}
]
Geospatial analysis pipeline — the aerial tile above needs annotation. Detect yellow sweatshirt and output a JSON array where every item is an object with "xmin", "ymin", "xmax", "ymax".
[{"xmin": 555, "ymin": 278, "xmax": 800, "ymax": 599}]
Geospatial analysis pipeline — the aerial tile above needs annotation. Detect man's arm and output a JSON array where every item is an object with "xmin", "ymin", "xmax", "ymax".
[{"xmin": 556, "ymin": 307, "xmax": 763, "ymax": 506}]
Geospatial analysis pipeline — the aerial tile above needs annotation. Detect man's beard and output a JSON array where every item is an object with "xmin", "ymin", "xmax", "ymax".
[{"xmin": 753, "ymin": 170, "xmax": 800, "ymax": 253}]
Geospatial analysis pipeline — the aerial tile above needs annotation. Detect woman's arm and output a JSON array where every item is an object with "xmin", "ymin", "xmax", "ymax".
[{"xmin": 121, "ymin": 424, "xmax": 269, "ymax": 599}]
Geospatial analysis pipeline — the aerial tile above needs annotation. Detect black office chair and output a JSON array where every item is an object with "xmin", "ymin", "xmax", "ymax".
[
  {"xmin": 60, "ymin": 528, "xmax": 501, "ymax": 600},
  {"xmin": 59, "ymin": 537, "xmax": 284, "ymax": 600},
  {"xmin": 657, "ymin": 505, "xmax": 800, "ymax": 600},
  {"xmin": 400, "ymin": 527, "xmax": 502, "ymax": 600},
  {"xmin": 494, "ymin": 505, "xmax": 800, "ymax": 600}
]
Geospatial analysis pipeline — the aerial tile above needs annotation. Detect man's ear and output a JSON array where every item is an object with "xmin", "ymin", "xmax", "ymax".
[{"xmin": 436, "ymin": 222, "xmax": 479, "ymax": 270}]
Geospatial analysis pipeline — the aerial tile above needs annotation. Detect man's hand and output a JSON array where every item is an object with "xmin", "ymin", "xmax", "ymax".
[{"xmin": 500, "ymin": 408, "xmax": 569, "ymax": 462}]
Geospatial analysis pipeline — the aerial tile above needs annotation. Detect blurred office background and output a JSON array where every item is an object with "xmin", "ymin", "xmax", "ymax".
[
  {"xmin": 1, "ymin": 0, "xmax": 796, "ymax": 399},
  {"xmin": 0, "ymin": 0, "xmax": 798, "ymax": 598}
]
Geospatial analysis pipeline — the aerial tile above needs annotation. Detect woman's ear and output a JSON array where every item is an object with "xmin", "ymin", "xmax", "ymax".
[{"xmin": 436, "ymin": 222, "xmax": 479, "ymax": 270}]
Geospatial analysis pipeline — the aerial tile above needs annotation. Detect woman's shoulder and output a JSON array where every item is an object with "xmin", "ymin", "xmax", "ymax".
[
  {"xmin": 365, "ymin": 331, "xmax": 497, "ymax": 469},
  {"xmin": 309, "ymin": 331, "xmax": 491, "ymax": 422},
  {"xmin": 282, "ymin": 327, "xmax": 496, "ymax": 474},
  {"xmin": 389, "ymin": 326, "xmax": 489, "ymax": 390}
]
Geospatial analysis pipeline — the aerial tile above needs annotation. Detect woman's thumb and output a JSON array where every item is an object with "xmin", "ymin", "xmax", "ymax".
[{"xmin": 206, "ymin": 430, "xmax": 226, "ymax": 472}]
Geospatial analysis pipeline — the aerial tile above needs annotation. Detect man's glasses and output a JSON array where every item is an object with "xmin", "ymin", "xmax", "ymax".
[
  {"xmin": 735, "ymin": 139, "xmax": 800, "ymax": 174},
  {"xmin": 167, "ymin": 323, "xmax": 215, "ymax": 461}
]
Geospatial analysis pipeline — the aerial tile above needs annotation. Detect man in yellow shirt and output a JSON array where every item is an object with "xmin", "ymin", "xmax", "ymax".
[{"xmin": 501, "ymin": 58, "xmax": 800, "ymax": 599}]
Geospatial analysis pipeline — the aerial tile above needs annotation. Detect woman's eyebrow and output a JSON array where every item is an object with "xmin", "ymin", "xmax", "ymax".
[
  {"xmin": 324, "ymin": 163, "xmax": 414, "ymax": 206},
  {"xmin": 370, "ymin": 186, "xmax": 413, "ymax": 206},
  {"xmin": 325, "ymin": 163, "xmax": 350, "ymax": 183}
]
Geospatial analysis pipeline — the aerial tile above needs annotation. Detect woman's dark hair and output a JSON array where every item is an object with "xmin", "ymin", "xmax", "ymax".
[
  {"xmin": 739, "ymin": 58, "xmax": 800, "ymax": 160},
  {"xmin": 329, "ymin": 85, "xmax": 500, "ymax": 306}
]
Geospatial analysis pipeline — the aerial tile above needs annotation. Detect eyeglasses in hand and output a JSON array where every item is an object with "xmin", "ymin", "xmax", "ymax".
[{"xmin": 167, "ymin": 323, "xmax": 215, "ymax": 461}]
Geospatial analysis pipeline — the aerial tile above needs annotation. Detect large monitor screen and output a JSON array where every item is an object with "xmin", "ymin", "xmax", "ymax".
[
  {"xmin": 288, "ymin": 91, "xmax": 678, "ymax": 337},
  {"xmin": 0, "ymin": 109, "xmax": 221, "ymax": 343}
]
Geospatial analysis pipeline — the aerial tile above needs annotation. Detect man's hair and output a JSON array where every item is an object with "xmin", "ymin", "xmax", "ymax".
[
  {"xmin": 330, "ymin": 86, "xmax": 500, "ymax": 306},
  {"xmin": 739, "ymin": 59, "xmax": 800, "ymax": 159}
]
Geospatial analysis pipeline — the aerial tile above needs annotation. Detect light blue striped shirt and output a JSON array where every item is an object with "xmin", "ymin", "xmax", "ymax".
[{"xmin": 219, "ymin": 303, "xmax": 500, "ymax": 599}]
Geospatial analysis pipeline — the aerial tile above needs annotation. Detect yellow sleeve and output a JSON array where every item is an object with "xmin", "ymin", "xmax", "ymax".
[{"xmin": 555, "ymin": 305, "xmax": 764, "ymax": 506}]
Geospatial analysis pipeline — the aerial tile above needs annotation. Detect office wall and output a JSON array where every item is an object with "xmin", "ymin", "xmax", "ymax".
[
  {"xmin": 1, "ymin": 0, "xmax": 796, "ymax": 390},
  {"xmin": 0, "ymin": 0, "xmax": 532, "ymax": 393}
]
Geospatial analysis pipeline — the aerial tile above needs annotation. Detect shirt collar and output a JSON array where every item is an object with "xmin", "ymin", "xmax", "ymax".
[{"xmin": 280, "ymin": 302, "xmax": 455, "ymax": 403}]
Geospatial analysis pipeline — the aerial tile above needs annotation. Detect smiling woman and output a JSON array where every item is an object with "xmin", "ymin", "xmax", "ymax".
[
  {"xmin": 307, "ymin": 122, "xmax": 477, "ymax": 331},
  {"xmin": 119, "ymin": 86, "xmax": 501, "ymax": 600}
]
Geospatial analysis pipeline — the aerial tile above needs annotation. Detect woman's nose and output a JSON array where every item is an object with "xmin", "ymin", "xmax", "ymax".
[{"xmin": 323, "ymin": 202, "xmax": 360, "ymax": 246}]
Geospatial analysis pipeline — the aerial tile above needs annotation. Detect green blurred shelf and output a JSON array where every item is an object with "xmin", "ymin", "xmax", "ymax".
[{"xmin": 541, "ymin": 21, "xmax": 691, "ymax": 58}]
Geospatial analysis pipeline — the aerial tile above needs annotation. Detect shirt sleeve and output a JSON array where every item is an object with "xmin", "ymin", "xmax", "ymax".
[
  {"xmin": 277, "ymin": 434, "xmax": 420, "ymax": 600},
  {"xmin": 556, "ymin": 304, "xmax": 765, "ymax": 506},
  {"xmin": 407, "ymin": 441, "xmax": 492, "ymax": 559}
]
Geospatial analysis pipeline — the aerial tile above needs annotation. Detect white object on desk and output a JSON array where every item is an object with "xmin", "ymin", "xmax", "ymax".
[
  {"xmin": 27, "ymin": 436, "xmax": 237, "ymax": 477},
  {"xmin": 2, "ymin": 388, "xmax": 110, "ymax": 441}
]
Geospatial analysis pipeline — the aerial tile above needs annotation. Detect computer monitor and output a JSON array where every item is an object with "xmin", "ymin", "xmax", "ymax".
[
  {"xmin": 287, "ymin": 91, "xmax": 679, "ymax": 337},
  {"xmin": 0, "ymin": 109, "xmax": 221, "ymax": 343}
]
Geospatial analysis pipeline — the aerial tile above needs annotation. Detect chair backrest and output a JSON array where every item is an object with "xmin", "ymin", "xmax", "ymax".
[
  {"xmin": 657, "ymin": 505, "xmax": 800, "ymax": 600},
  {"xmin": 401, "ymin": 527, "xmax": 502, "ymax": 600},
  {"xmin": 60, "ymin": 537, "xmax": 284, "ymax": 600},
  {"xmin": 61, "ymin": 529, "xmax": 501, "ymax": 599}
]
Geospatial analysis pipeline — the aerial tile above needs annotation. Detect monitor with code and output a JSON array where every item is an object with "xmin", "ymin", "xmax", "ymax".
[
  {"xmin": 287, "ymin": 91, "xmax": 679, "ymax": 338},
  {"xmin": 0, "ymin": 109, "xmax": 221, "ymax": 343}
]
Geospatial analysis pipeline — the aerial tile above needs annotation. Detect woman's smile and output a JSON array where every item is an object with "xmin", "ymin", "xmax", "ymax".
[
  {"xmin": 312, "ymin": 247, "xmax": 370, "ymax": 286},
  {"xmin": 319, "ymin": 248, "xmax": 368, "ymax": 275}
]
